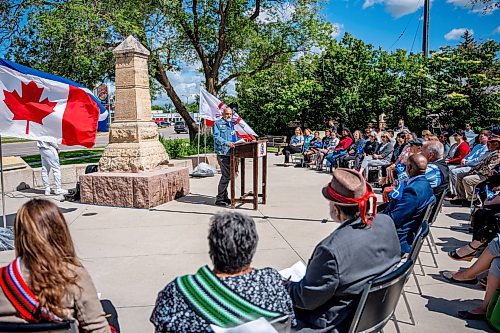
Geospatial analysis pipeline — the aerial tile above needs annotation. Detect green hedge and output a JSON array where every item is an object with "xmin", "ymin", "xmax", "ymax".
[{"xmin": 159, "ymin": 134, "xmax": 214, "ymax": 159}]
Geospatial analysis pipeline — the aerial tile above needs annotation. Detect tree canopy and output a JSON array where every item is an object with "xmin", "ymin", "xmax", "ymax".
[
  {"xmin": 5, "ymin": 0, "xmax": 331, "ymax": 139},
  {"xmin": 236, "ymin": 32, "xmax": 499, "ymax": 135}
]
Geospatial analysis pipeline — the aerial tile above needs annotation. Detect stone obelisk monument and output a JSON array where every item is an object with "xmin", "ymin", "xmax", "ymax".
[{"xmin": 80, "ymin": 36, "xmax": 189, "ymax": 208}]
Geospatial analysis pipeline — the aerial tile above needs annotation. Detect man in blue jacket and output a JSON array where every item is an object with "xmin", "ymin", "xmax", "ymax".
[
  {"xmin": 213, "ymin": 107, "xmax": 237, "ymax": 207},
  {"xmin": 382, "ymin": 154, "xmax": 436, "ymax": 254}
]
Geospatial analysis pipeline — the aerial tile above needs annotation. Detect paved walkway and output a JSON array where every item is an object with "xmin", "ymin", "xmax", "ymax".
[{"xmin": 0, "ymin": 154, "xmax": 493, "ymax": 332}]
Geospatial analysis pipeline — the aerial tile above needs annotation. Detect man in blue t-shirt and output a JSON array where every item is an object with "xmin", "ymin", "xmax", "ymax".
[{"xmin": 213, "ymin": 107, "xmax": 238, "ymax": 206}]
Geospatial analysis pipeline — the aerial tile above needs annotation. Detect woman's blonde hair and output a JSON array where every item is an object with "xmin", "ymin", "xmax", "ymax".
[
  {"xmin": 15, "ymin": 199, "xmax": 81, "ymax": 319},
  {"xmin": 295, "ymin": 127, "xmax": 303, "ymax": 135},
  {"xmin": 304, "ymin": 128, "xmax": 312, "ymax": 136}
]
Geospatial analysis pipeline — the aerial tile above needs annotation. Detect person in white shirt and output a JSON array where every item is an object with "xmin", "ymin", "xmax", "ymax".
[{"xmin": 37, "ymin": 141, "xmax": 68, "ymax": 195}]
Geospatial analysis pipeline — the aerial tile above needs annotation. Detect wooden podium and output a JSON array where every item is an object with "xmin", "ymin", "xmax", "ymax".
[{"xmin": 230, "ymin": 140, "xmax": 267, "ymax": 210}]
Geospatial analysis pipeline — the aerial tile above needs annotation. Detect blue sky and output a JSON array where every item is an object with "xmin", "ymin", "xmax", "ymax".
[
  {"xmin": 324, "ymin": 0, "xmax": 499, "ymax": 53},
  {"xmin": 2, "ymin": 1, "xmax": 498, "ymax": 106},
  {"xmin": 156, "ymin": 0, "xmax": 499, "ymax": 106}
]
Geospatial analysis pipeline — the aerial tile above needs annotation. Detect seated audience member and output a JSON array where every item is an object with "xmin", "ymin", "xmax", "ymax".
[
  {"xmin": 381, "ymin": 154, "xmax": 436, "ymax": 254},
  {"xmin": 303, "ymin": 131, "xmax": 322, "ymax": 163},
  {"xmin": 442, "ymin": 236, "xmax": 500, "ymax": 321},
  {"xmin": 382, "ymin": 138, "xmax": 424, "ymax": 201},
  {"xmin": 0, "ymin": 199, "xmax": 112, "ymax": 333},
  {"xmin": 308, "ymin": 129, "xmax": 331, "ymax": 167},
  {"xmin": 451, "ymin": 134, "xmax": 500, "ymax": 206},
  {"xmin": 303, "ymin": 128, "xmax": 314, "ymax": 151},
  {"xmin": 394, "ymin": 119, "xmax": 409, "ymax": 133},
  {"xmin": 439, "ymin": 132, "xmax": 451, "ymax": 157},
  {"xmin": 151, "ymin": 212, "xmax": 295, "ymax": 333},
  {"xmin": 421, "ymin": 130, "xmax": 433, "ymax": 141},
  {"xmin": 340, "ymin": 130, "xmax": 365, "ymax": 169},
  {"xmin": 287, "ymin": 169, "xmax": 401, "ymax": 332},
  {"xmin": 447, "ymin": 130, "xmax": 471, "ymax": 165},
  {"xmin": 448, "ymin": 130, "xmax": 491, "ymax": 198},
  {"xmin": 442, "ymin": 123, "xmax": 454, "ymax": 135},
  {"xmin": 364, "ymin": 125, "xmax": 376, "ymax": 140},
  {"xmin": 358, "ymin": 132, "xmax": 380, "ymax": 171},
  {"xmin": 448, "ymin": 193, "xmax": 500, "ymax": 261},
  {"xmin": 421, "ymin": 141, "xmax": 450, "ymax": 196},
  {"xmin": 359, "ymin": 132, "xmax": 394, "ymax": 178},
  {"xmin": 327, "ymin": 119, "xmax": 337, "ymax": 133},
  {"xmin": 325, "ymin": 128, "xmax": 353, "ymax": 169},
  {"xmin": 464, "ymin": 123, "xmax": 477, "ymax": 147},
  {"xmin": 381, "ymin": 133, "xmax": 409, "ymax": 185},
  {"xmin": 316, "ymin": 131, "xmax": 339, "ymax": 171},
  {"xmin": 281, "ymin": 127, "xmax": 304, "ymax": 165}
]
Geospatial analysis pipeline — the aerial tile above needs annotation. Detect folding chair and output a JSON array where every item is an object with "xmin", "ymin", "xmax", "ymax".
[
  {"xmin": 0, "ymin": 321, "xmax": 77, "ymax": 333},
  {"xmin": 408, "ymin": 220, "xmax": 430, "ymax": 296},
  {"xmin": 426, "ymin": 187, "xmax": 449, "ymax": 258},
  {"xmin": 348, "ymin": 259, "xmax": 415, "ymax": 333}
]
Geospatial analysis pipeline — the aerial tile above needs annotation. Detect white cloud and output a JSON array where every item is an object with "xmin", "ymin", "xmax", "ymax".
[
  {"xmin": 444, "ymin": 28, "xmax": 473, "ymax": 40},
  {"xmin": 494, "ymin": 26, "xmax": 500, "ymax": 34},
  {"xmin": 256, "ymin": 3, "xmax": 295, "ymax": 23},
  {"xmin": 362, "ymin": 0, "xmax": 424, "ymax": 18},
  {"xmin": 331, "ymin": 23, "xmax": 344, "ymax": 38},
  {"xmin": 447, "ymin": 0, "xmax": 498, "ymax": 14}
]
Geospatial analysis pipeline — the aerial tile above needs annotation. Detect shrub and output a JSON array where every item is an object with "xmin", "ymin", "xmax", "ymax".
[{"xmin": 159, "ymin": 133, "xmax": 214, "ymax": 159}]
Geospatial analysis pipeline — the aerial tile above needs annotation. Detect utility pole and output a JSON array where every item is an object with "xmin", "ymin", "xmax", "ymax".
[{"xmin": 422, "ymin": 0, "xmax": 430, "ymax": 58}]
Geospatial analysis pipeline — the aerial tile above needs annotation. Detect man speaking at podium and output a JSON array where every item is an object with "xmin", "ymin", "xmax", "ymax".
[{"xmin": 213, "ymin": 107, "xmax": 238, "ymax": 207}]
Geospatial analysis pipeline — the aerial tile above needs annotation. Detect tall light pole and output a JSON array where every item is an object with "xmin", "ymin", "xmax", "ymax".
[{"xmin": 422, "ymin": 0, "xmax": 430, "ymax": 58}]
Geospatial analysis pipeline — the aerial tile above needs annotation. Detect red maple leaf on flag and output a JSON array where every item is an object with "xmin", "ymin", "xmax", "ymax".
[{"xmin": 3, "ymin": 81, "xmax": 57, "ymax": 134}]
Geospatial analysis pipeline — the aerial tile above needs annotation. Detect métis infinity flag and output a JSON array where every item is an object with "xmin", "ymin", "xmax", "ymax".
[
  {"xmin": 0, "ymin": 58, "xmax": 104, "ymax": 148},
  {"xmin": 199, "ymin": 87, "xmax": 257, "ymax": 141}
]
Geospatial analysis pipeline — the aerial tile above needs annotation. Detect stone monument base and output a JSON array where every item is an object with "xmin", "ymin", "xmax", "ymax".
[{"xmin": 80, "ymin": 167, "xmax": 190, "ymax": 209}]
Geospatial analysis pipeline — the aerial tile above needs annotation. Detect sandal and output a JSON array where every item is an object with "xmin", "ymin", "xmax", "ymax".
[
  {"xmin": 448, "ymin": 243, "xmax": 479, "ymax": 262},
  {"xmin": 441, "ymin": 271, "xmax": 478, "ymax": 285}
]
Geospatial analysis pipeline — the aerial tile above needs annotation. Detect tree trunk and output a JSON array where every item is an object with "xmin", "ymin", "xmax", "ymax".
[
  {"xmin": 206, "ymin": 76, "xmax": 217, "ymax": 95},
  {"xmin": 154, "ymin": 61, "xmax": 198, "ymax": 141}
]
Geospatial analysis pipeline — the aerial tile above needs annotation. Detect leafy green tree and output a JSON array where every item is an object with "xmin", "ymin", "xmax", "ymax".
[
  {"xmin": 428, "ymin": 32, "xmax": 500, "ymax": 129},
  {"xmin": 7, "ymin": 0, "xmax": 331, "ymax": 140},
  {"xmin": 237, "ymin": 58, "xmax": 323, "ymax": 135}
]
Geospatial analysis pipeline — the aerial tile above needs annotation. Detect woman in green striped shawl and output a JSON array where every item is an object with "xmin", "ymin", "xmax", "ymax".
[{"xmin": 150, "ymin": 212, "xmax": 295, "ymax": 333}]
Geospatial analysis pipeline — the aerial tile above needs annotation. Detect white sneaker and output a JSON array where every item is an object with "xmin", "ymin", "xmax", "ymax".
[
  {"xmin": 44, "ymin": 188, "xmax": 51, "ymax": 195},
  {"xmin": 55, "ymin": 188, "xmax": 68, "ymax": 195}
]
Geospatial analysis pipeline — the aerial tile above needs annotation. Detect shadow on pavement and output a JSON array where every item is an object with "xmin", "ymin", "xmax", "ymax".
[
  {"xmin": 446, "ymin": 212, "xmax": 470, "ymax": 221},
  {"xmin": 423, "ymin": 295, "xmax": 493, "ymax": 331},
  {"xmin": 435, "ymin": 237, "xmax": 469, "ymax": 252}
]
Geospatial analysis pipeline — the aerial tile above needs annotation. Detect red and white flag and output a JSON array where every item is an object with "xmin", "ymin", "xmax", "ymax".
[
  {"xmin": 199, "ymin": 87, "xmax": 257, "ymax": 141},
  {"xmin": 0, "ymin": 58, "xmax": 101, "ymax": 148}
]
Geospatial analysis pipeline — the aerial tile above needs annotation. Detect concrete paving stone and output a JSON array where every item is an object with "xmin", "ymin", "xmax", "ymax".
[
  {"xmin": 267, "ymin": 218, "xmax": 338, "ymax": 252},
  {"xmin": 71, "ymin": 217, "xmax": 290, "ymax": 259},
  {"xmin": 0, "ymin": 153, "xmax": 495, "ymax": 332},
  {"xmin": 116, "ymin": 306, "xmax": 154, "ymax": 333}
]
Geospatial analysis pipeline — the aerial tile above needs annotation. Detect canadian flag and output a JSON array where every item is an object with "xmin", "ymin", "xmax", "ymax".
[
  {"xmin": 199, "ymin": 87, "xmax": 257, "ymax": 141},
  {"xmin": 0, "ymin": 58, "xmax": 102, "ymax": 148}
]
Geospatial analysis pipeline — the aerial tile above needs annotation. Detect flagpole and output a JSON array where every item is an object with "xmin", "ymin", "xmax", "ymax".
[
  {"xmin": 203, "ymin": 119, "xmax": 207, "ymax": 157},
  {"xmin": 0, "ymin": 135, "xmax": 6, "ymax": 229},
  {"xmin": 197, "ymin": 119, "xmax": 201, "ymax": 167}
]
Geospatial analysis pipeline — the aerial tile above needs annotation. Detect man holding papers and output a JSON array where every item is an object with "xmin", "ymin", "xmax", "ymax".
[{"xmin": 287, "ymin": 169, "xmax": 401, "ymax": 332}]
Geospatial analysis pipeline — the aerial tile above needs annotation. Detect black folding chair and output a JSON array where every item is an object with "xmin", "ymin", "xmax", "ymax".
[
  {"xmin": 427, "ymin": 187, "xmax": 449, "ymax": 256},
  {"xmin": 408, "ymin": 220, "xmax": 430, "ymax": 296},
  {"xmin": 0, "ymin": 321, "xmax": 76, "ymax": 333},
  {"xmin": 348, "ymin": 259, "xmax": 415, "ymax": 333},
  {"xmin": 418, "ymin": 202, "xmax": 438, "ymax": 270}
]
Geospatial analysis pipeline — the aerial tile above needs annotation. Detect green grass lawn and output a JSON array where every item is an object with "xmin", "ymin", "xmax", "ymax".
[
  {"xmin": 22, "ymin": 149, "xmax": 104, "ymax": 167},
  {"xmin": 1, "ymin": 137, "xmax": 31, "ymax": 143}
]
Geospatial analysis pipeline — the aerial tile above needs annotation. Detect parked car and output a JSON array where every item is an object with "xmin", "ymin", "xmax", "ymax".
[{"xmin": 174, "ymin": 121, "xmax": 188, "ymax": 134}]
